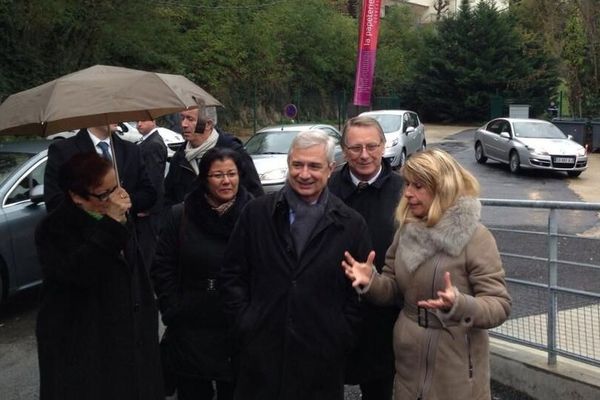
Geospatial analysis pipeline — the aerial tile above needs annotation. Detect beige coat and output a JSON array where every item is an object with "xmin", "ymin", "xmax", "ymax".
[{"xmin": 366, "ymin": 197, "xmax": 511, "ymax": 400}]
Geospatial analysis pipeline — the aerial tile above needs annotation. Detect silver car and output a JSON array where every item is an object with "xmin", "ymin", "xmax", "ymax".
[
  {"xmin": 0, "ymin": 141, "xmax": 49, "ymax": 303},
  {"xmin": 244, "ymin": 124, "xmax": 346, "ymax": 193},
  {"xmin": 474, "ymin": 118, "xmax": 588, "ymax": 177},
  {"xmin": 359, "ymin": 109, "xmax": 426, "ymax": 168}
]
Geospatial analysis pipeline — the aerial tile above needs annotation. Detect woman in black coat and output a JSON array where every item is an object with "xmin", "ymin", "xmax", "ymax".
[
  {"xmin": 35, "ymin": 153, "xmax": 164, "ymax": 400},
  {"xmin": 152, "ymin": 147, "xmax": 253, "ymax": 400}
]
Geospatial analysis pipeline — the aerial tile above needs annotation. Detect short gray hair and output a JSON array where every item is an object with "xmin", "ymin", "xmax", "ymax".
[
  {"xmin": 288, "ymin": 129, "xmax": 336, "ymax": 163},
  {"xmin": 341, "ymin": 116, "xmax": 385, "ymax": 147}
]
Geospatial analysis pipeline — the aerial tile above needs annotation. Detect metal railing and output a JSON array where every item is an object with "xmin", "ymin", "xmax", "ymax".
[{"xmin": 482, "ymin": 199, "xmax": 600, "ymax": 367}]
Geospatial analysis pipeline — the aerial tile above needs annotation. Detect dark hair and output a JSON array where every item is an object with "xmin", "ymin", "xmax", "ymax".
[
  {"xmin": 58, "ymin": 152, "xmax": 113, "ymax": 199},
  {"xmin": 196, "ymin": 147, "xmax": 242, "ymax": 191}
]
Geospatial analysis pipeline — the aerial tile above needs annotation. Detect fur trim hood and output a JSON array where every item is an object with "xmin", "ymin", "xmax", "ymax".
[{"xmin": 399, "ymin": 197, "xmax": 481, "ymax": 272}]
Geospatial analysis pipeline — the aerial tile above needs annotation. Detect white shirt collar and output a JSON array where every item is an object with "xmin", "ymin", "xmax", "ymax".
[
  {"xmin": 349, "ymin": 165, "xmax": 382, "ymax": 186},
  {"xmin": 88, "ymin": 130, "xmax": 112, "ymax": 156}
]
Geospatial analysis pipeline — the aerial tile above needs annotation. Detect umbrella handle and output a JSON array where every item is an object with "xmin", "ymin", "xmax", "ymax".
[{"xmin": 107, "ymin": 123, "xmax": 122, "ymax": 188}]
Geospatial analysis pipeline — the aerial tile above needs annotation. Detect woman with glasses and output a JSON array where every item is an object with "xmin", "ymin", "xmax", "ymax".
[
  {"xmin": 341, "ymin": 149, "xmax": 511, "ymax": 400},
  {"xmin": 35, "ymin": 152, "xmax": 164, "ymax": 400},
  {"xmin": 152, "ymin": 147, "xmax": 253, "ymax": 400}
]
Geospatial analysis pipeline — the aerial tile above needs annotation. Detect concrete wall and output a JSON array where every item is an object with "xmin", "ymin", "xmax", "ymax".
[{"xmin": 491, "ymin": 339, "xmax": 600, "ymax": 399}]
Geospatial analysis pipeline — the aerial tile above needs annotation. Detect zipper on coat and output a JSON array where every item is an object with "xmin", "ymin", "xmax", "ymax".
[
  {"xmin": 416, "ymin": 332, "xmax": 433, "ymax": 400},
  {"xmin": 466, "ymin": 333, "xmax": 473, "ymax": 379}
]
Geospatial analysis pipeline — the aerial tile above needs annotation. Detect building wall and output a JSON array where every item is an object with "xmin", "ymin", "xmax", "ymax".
[{"xmin": 382, "ymin": 0, "xmax": 509, "ymax": 22}]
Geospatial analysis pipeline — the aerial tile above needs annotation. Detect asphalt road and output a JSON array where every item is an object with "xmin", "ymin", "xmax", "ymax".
[{"xmin": 1, "ymin": 129, "xmax": 596, "ymax": 400}]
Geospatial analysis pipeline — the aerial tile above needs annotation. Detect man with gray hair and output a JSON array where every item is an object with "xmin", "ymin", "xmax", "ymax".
[
  {"xmin": 220, "ymin": 130, "xmax": 371, "ymax": 400},
  {"xmin": 329, "ymin": 116, "xmax": 403, "ymax": 400},
  {"xmin": 163, "ymin": 104, "xmax": 263, "ymax": 208}
]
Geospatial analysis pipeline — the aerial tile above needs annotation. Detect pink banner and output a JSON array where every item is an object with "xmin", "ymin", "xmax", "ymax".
[{"xmin": 353, "ymin": 0, "xmax": 382, "ymax": 107}]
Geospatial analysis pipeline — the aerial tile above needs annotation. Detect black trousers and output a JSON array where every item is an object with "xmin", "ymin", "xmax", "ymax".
[
  {"xmin": 359, "ymin": 375, "xmax": 394, "ymax": 400},
  {"xmin": 177, "ymin": 377, "xmax": 234, "ymax": 400}
]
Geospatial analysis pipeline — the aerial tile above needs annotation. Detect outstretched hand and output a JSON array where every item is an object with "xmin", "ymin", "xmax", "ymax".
[
  {"xmin": 417, "ymin": 271, "xmax": 456, "ymax": 311},
  {"xmin": 341, "ymin": 250, "xmax": 376, "ymax": 288}
]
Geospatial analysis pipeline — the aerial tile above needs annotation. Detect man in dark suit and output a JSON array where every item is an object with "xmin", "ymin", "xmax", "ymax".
[
  {"xmin": 329, "ymin": 116, "xmax": 403, "ymax": 400},
  {"xmin": 44, "ymin": 124, "xmax": 157, "ymax": 216},
  {"xmin": 135, "ymin": 119, "xmax": 168, "ymax": 269}
]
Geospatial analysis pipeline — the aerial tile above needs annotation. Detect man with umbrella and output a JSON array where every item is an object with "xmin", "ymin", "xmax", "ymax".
[
  {"xmin": 43, "ymin": 123, "xmax": 157, "ymax": 216},
  {"xmin": 164, "ymin": 104, "xmax": 263, "ymax": 208}
]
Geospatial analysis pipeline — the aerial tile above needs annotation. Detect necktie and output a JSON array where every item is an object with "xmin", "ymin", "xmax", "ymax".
[
  {"xmin": 97, "ymin": 142, "xmax": 112, "ymax": 162},
  {"xmin": 357, "ymin": 181, "xmax": 369, "ymax": 191}
]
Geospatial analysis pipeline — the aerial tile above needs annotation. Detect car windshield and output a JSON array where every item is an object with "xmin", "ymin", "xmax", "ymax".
[
  {"xmin": 366, "ymin": 115, "xmax": 402, "ymax": 133},
  {"xmin": 245, "ymin": 131, "xmax": 300, "ymax": 154},
  {"xmin": 513, "ymin": 122, "xmax": 567, "ymax": 139},
  {"xmin": 0, "ymin": 152, "xmax": 33, "ymax": 186}
]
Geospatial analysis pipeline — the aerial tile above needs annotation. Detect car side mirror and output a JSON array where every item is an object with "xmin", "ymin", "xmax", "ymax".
[
  {"xmin": 567, "ymin": 134, "xmax": 574, "ymax": 140},
  {"xmin": 405, "ymin": 126, "xmax": 415, "ymax": 135},
  {"xmin": 30, "ymin": 184, "xmax": 44, "ymax": 204},
  {"xmin": 500, "ymin": 131, "xmax": 511, "ymax": 139}
]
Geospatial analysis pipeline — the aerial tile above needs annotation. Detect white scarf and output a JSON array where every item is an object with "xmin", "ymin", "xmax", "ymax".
[{"xmin": 184, "ymin": 129, "xmax": 219, "ymax": 175}]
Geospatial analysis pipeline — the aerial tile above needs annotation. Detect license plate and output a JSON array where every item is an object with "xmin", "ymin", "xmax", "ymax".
[{"xmin": 554, "ymin": 157, "xmax": 574, "ymax": 163}]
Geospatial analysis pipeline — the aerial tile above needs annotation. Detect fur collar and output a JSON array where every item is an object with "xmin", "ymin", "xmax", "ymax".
[{"xmin": 398, "ymin": 197, "xmax": 481, "ymax": 272}]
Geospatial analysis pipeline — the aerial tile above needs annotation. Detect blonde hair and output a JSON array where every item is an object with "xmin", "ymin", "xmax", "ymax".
[{"xmin": 395, "ymin": 148, "xmax": 480, "ymax": 227}]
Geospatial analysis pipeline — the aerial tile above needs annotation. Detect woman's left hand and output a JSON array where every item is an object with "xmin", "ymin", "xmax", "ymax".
[{"xmin": 417, "ymin": 271, "xmax": 456, "ymax": 311}]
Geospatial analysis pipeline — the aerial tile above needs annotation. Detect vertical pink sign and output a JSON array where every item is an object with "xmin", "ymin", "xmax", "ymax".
[{"xmin": 353, "ymin": 0, "xmax": 382, "ymax": 107}]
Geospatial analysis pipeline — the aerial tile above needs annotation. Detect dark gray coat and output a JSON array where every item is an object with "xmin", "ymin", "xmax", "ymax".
[
  {"xmin": 35, "ymin": 200, "xmax": 163, "ymax": 400},
  {"xmin": 219, "ymin": 190, "xmax": 371, "ymax": 400},
  {"xmin": 329, "ymin": 159, "xmax": 403, "ymax": 383}
]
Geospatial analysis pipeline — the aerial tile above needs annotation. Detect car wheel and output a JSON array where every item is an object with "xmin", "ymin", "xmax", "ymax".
[
  {"xmin": 0, "ymin": 262, "xmax": 5, "ymax": 304},
  {"xmin": 509, "ymin": 151, "xmax": 520, "ymax": 174},
  {"xmin": 567, "ymin": 171, "xmax": 582, "ymax": 178},
  {"xmin": 475, "ymin": 142, "xmax": 487, "ymax": 164},
  {"xmin": 394, "ymin": 149, "xmax": 407, "ymax": 170}
]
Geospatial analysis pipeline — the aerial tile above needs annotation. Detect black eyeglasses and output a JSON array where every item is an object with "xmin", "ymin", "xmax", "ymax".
[{"xmin": 86, "ymin": 185, "xmax": 118, "ymax": 201}]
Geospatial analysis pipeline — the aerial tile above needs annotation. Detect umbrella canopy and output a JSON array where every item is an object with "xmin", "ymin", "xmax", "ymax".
[{"xmin": 0, "ymin": 64, "xmax": 222, "ymax": 136}]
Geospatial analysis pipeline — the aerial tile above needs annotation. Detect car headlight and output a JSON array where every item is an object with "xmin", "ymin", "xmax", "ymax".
[
  {"xmin": 260, "ymin": 168, "xmax": 287, "ymax": 182},
  {"xmin": 576, "ymin": 147, "xmax": 587, "ymax": 156},
  {"xmin": 386, "ymin": 138, "xmax": 399, "ymax": 148}
]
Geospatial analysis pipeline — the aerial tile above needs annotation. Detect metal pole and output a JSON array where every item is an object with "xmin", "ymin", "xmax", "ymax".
[
  {"xmin": 253, "ymin": 82, "xmax": 257, "ymax": 135},
  {"xmin": 559, "ymin": 91, "xmax": 563, "ymax": 119},
  {"xmin": 547, "ymin": 208, "xmax": 558, "ymax": 365}
]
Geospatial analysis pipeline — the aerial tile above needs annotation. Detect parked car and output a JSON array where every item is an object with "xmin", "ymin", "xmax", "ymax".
[
  {"xmin": 244, "ymin": 124, "xmax": 346, "ymax": 193},
  {"xmin": 359, "ymin": 109, "xmax": 426, "ymax": 168},
  {"xmin": 474, "ymin": 118, "xmax": 588, "ymax": 177},
  {"xmin": 0, "ymin": 140, "xmax": 50, "ymax": 303}
]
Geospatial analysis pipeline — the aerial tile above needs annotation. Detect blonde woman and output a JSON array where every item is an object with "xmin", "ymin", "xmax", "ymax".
[{"xmin": 342, "ymin": 148, "xmax": 511, "ymax": 400}]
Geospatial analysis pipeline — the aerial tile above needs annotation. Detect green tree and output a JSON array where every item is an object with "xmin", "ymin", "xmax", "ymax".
[{"xmin": 406, "ymin": 0, "xmax": 559, "ymax": 121}]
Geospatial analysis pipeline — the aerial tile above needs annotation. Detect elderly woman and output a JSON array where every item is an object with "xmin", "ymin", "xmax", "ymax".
[
  {"xmin": 35, "ymin": 153, "xmax": 163, "ymax": 400},
  {"xmin": 152, "ymin": 147, "xmax": 253, "ymax": 400},
  {"xmin": 342, "ymin": 149, "xmax": 511, "ymax": 400}
]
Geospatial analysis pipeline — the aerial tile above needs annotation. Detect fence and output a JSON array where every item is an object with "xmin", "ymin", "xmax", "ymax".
[{"xmin": 482, "ymin": 198, "xmax": 600, "ymax": 367}]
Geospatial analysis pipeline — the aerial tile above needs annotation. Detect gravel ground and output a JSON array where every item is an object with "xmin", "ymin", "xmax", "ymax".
[{"xmin": 343, "ymin": 381, "xmax": 535, "ymax": 399}]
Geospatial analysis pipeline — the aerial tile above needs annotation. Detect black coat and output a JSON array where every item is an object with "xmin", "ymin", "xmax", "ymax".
[
  {"xmin": 151, "ymin": 185, "xmax": 253, "ymax": 380},
  {"xmin": 163, "ymin": 131, "xmax": 264, "ymax": 208},
  {"xmin": 138, "ymin": 130, "xmax": 167, "ymax": 215},
  {"xmin": 329, "ymin": 160, "xmax": 403, "ymax": 383},
  {"xmin": 219, "ymin": 190, "xmax": 371, "ymax": 400},
  {"xmin": 44, "ymin": 129, "xmax": 157, "ymax": 214},
  {"xmin": 35, "ymin": 200, "xmax": 163, "ymax": 400}
]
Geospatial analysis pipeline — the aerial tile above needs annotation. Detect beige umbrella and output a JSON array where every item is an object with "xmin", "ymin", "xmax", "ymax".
[{"xmin": 0, "ymin": 64, "xmax": 222, "ymax": 136}]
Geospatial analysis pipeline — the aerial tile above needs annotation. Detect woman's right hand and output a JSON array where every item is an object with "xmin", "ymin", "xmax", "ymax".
[
  {"xmin": 341, "ymin": 250, "xmax": 376, "ymax": 288},
  {"xmin": 105, "ymin": 187, "xmax": 132, "ymax": 222}
]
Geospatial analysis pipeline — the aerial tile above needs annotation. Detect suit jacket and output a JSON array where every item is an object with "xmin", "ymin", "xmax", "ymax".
[
  {"xmin": 138, "ymin": 130, "xmax": 167, "ymax": 215},
  {"xmin": 44, "ymin": 129, "xmax": 157, "ymax": 214}
]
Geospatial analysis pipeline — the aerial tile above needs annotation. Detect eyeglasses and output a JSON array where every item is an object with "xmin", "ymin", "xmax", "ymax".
[
  {"xmin": 345, "ymin": 142, "xmax": 382, "ymax": 156},
  {"xmin": 207, "ymin": 171, "xmax": 238, "ymax": 181},
  {"xmin": 86, "ymin": 185, "xmax": 118, "ymax": 202}
]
